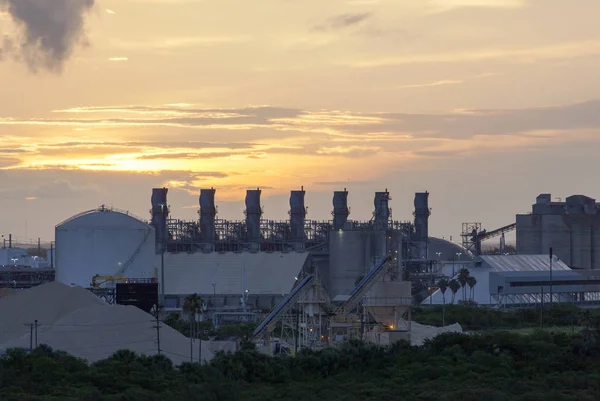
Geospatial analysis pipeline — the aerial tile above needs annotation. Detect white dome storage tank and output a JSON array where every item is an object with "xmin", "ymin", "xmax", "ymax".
[{"xmin": 55, "ymin": 206, "xmax": 157, "ymax": 288}]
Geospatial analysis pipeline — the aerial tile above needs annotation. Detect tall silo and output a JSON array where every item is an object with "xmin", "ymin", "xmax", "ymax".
[
  {"xmin": 290, "ymin": 188, "xmax": 306, "ymax": 243},
  {"xmin": 55, "ymin": 206, "xmax": 156, "ymax": 288},
  {"xmin": 332, "ymin": 189, "xmax": 349, "ymax": 231},
  {"xmin": 245, "ymin": 189, "xmax": 262, "ymax": 243}
]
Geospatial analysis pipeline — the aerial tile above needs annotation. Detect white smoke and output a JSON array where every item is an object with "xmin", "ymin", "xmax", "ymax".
[{"xmin": 0, "ymin": 0, "xmax": 95, "ymax": 72}]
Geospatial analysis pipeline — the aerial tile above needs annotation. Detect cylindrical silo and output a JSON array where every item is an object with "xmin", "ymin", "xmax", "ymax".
[
  {"xmin": 327, "ymin": 230, "xmax": 387, "ymax": 299},
  {"xmin": 55, "ymin": 207, "xmax": 156, "ymax": 288}
]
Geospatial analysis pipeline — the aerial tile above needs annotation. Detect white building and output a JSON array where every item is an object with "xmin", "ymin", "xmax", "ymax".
[
  {"xmin": 0, "ymin": 248, "xmax": 49, "ymax": 268},
  {"xmin": 422, "ymin": 254, "xmax": 588, "ymax": 307},
  {"xmin": 162, "ymin": 251, "xmax": 308, "ymax": 311}
]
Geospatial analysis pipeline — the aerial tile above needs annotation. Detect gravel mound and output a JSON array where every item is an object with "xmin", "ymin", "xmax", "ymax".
[
  {"xmin": 0, "ymin": 282, "xmax": 105, "ymax": 344},
  {"xmin": 0, "ymin": 288, "xmax": 15, "ymax": 299},
  {"xmin": 410, "ymin": 321, "xmax": 463, "ymax": 346},
  {"xmin": 364, "ymin": 320, "xmax": 463, "ymax": 347},
  {"xmin": 0, "ymin": 283, "xmax": 234, "ymax": 365},
  {"xmin": 1, "ymin": 303, "xmax": 199, "ymax": 365}
]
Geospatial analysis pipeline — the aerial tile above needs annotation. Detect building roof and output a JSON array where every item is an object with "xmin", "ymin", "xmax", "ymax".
[
  {"xmin": 479, "ymin": 254, "xmax": 570, "ymax": 272},
  {"xmin": 56, "ymin": 206, "xmax": 149, "ymax": 229},
  {"xmin": 422, "ymin": 254, "xmax": 573, "ymax": 306},
  {"xmin": 163, "ymin": 252, "xmax": 308, "ymax": 296},
  {"xmin": 428, "ymin": 237, "xmax": 473, "ymax": 261}
]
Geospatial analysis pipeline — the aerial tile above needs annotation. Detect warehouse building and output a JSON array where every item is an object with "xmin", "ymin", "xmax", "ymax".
[{"xmin": 420, "ymin": 254, "xmax": 599, "ymax": 307}]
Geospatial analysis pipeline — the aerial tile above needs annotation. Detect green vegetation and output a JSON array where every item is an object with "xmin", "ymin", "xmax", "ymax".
[
  {"xmin": 412, "ymin": 303, "xmax": 598, "ymax": 331},
  {"xmin": 4, "ymin": 330, "xmax": 600, "ymax": 400},
  {"xmin": 163, "ymin": 312, "xmax": 257, "ymax": 342}
]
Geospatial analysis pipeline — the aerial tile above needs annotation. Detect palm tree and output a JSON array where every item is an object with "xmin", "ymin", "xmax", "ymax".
[
  {"xmin": 438, "ymin": 278, "xmax": 449, "ymax": 326},
  {"xmin": 467, "ymin": 276, "xmax": 477, "ymax": 302},
  {"xmin": 183, "ymin": 293, "xmax": 204, "ymax": 339},
  {"xmin": 183, "ymin": 293, "xmax": 203, "ymax": 322},
  {"xmin": 458, "ymin": 268, "xmax": 470, "ymax": 302},
  {"xmin": 449, "ymin": 279, "xmax": 460, "ymax": 304}
]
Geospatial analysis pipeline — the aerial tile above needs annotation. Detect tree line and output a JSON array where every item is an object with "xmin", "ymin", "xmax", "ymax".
[{"xmin": 3, "ymin": 328, "xmax": 600, "ymax": 400}]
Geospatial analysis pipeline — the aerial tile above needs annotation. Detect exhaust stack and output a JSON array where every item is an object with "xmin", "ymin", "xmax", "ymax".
[
  {"xmin": 199, "ymin": 188, "xmax": 217, "ymax": 244},
  {"xmin": 332, "ymin": 189, "xmax": 349, "ymax": 230},
  {"xmin": 245, "ymin": 188, "xmax": 262, "ymax": 243},
  {"xmin": 151, "ymin": 188, "xmax": 169, "ymax": 254},
  {"xmin": 290, "ymin": 187, "xmax": 307, "ymax": 243},
  {"xmin": 374, "ymin": 190, "xmax": 390, "ymax": 230}
]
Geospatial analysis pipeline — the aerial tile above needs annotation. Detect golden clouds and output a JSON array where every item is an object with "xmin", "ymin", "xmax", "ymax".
[{"xmin": 2, "ymin": 100, "xmax": 600, "ymax": 201}]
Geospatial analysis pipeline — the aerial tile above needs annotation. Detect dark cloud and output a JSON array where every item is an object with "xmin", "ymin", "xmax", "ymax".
[
  {"xmin": 0, "ymin": 35, "xmax": 14, "ymax": 61},
  {"xmin": 313, "ymin": 180, "xmax": 371, "ymax": 187},
  {"xmin": 0, "ymin": 156, "xmax": 20, "ymax": 168},
  {"xmin": 5, "ymin": 100, "xmax": 600, "ymax": 143},
  {"xmin": 0, "ymin": 178, "xmax": 100, "ymax": 200},
  {"xmin": 0, "ymin": 147, "xmax": 29, "ymax": 153},
  {"xmin": 338, "ymin": 99, "xmax": 600, "ymax": 138},
  {"xmin": 136, "ymin": 151, "xmax": 240, "ymax": 160},
  {"xmin": 0, "ymin": 0, "xmax": 95, "ymax": 72},
  {"xmin": 413, "ymin": 150, "xmax": 468, "ymax": 158},
  {"xmin": 43, "ymin": 141, "xmax": 257, "ymax": 150},
  {"xmin": 315, "ymin": 13, "xmax": 372, "ymax": 31}
]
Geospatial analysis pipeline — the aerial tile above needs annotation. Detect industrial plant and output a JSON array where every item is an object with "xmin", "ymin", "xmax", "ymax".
[{"xmin": 2, "ymin": 189, "xmax": 600, "ymax": 358}]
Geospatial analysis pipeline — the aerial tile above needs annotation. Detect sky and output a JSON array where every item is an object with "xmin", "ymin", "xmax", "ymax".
[{"xmin": 1, "ymin": 0, "xmax": 599, "ymax": 245}]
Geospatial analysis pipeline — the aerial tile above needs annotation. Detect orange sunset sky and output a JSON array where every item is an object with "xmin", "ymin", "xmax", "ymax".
[{"xmin": 1, "ymin": 0, "xmax": 599, "ymax": 243}]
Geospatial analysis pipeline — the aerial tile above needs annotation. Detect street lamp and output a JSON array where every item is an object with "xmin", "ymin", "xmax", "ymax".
[{"xmin": 452, "ymin": 252, "xmax": 462, "ymax": 277}]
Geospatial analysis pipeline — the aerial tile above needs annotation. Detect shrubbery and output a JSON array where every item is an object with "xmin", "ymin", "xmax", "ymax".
[
  {"xmin": 413, "ymin": 303, "xmax": 589, "ymax": 331},
  {"xmin": 4, "ymin": 330, "xmax": 600, "ymax": 400}
]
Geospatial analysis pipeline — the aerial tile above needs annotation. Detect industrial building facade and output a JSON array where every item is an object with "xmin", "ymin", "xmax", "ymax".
[{"xmin": 517, "ymin": 194, "xmax": 600, "ymax": 270}]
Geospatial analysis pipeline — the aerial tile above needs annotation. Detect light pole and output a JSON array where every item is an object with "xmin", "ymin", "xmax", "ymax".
[{"xmin": 452, "ymin": 252, "xmax": 462, "ymax": 277}]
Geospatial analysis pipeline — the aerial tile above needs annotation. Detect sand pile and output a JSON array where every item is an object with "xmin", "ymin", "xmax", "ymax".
[
  {"xmin": 0, "ymin": 288, "xmax": 15, "ymax": 299},
  {"xmin": 409, "ymin": 321, "xmax": 463, "ymax": 346},
  {"xmin": 0, "ymin": 282, "xmax": 233, "ymax": 365},
  {"xmin": 0, "ymin": 282, "xmax": 105, "ymax": 344},
  {"xmin": 364, "ymin": 320, "xmax": 463, "ymax": 347}
]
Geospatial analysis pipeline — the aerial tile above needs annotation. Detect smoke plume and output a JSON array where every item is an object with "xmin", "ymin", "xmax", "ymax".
[{"xmin": 0, "ymin": 0, "xmax": 95, "ymax": 72}]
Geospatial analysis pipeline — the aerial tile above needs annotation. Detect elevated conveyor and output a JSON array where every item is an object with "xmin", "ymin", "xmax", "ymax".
[
  {"xmin": 335, "ymin": 256, "xmax": 393, "ymax": 315},
  {"xmin": 252, "ymin": 274, "xmax": 315, "ymax": 339}
]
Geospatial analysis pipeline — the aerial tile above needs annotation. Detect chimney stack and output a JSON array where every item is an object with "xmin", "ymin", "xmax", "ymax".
[{"xmin": 151, "ymin": 188, "xmax": 169, "ymax": 254}]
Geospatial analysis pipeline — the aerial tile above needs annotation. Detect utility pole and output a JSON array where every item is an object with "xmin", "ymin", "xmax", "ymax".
[
  {"xmin": 540, "ymin": 286, "xmax": 544, "ymax": 329},
  {"xmin": 156, "ymin": 312, "xmax": 161, "ymax": 356},
  {"xmin": 34, "ymin": 320, "xmax": 38, "ymax": 348},
  {"xmin": 294, "ymin": 306, "xmax": 300, "ymax": 355},
  {"xmin": 25, "ymin": 323, "xmax": 33, "ymax": 351},
  {"xmin": 152, "ymin": 304, "xmax": 162, "ymax": 356},
  {"xmin": 198, "ymin": 316, "xmax": 202, "ymax": 364},
  {"xmin": 549, "ymin": 247, "xmax": 553, "ymax": 305}
]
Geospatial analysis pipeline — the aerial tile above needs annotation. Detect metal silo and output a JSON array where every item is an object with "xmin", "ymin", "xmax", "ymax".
[{"xmin": 55, "ymin": 206, "xmax": 157, "ymax": 288}]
